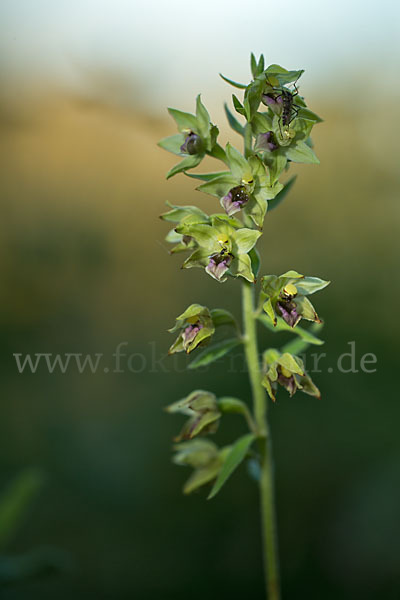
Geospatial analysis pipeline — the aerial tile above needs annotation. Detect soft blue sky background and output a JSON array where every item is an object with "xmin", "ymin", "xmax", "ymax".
[{"xmin": 1, "ymin": 0, "xmax": 400, "ymax": 111}]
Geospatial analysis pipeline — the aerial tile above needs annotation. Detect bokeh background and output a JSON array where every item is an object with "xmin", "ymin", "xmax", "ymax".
[{"xmin": 1, "ymin": 1, "xmax": 400, "ymax": 598}]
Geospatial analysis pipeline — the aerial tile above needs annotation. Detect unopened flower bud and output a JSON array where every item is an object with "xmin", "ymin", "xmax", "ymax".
[{"xmin": 180, "ymin": 132, "xmax": 204, "ymax": 155}]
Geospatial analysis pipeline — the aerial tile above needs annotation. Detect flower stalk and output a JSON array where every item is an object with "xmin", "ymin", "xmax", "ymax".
[
  {"xmin": 158, "ymin": 53, "xmax": 329, "ymax": 599},
  {"xmin": 243, "ymin": 280, "xmax": 280, "ymax": 598}
]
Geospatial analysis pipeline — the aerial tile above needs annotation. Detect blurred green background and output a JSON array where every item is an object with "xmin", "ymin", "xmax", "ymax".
[{"xmin": 0, "ymin": 1, "xmax": 400, "ymax": 598}]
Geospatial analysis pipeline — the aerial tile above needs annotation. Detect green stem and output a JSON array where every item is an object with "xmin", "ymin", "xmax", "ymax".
[{"xmin": 242, "ymin": 281, "xmax": 280, "ymax": 600}]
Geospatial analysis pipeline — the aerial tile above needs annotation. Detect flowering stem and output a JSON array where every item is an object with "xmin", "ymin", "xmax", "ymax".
[{"xmin": 242, "ymin": 281, "xmax": 280, "ymax": 600}]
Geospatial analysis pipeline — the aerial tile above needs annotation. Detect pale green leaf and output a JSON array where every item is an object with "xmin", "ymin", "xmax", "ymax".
[
  {"xmin": 219, "ymin": 73, "xmax": 247, "ymax": 89},
  {"xmin": 286, "ymin": 141, "xmax": 319, "ymax": 165},
  {"xmin": 208, "ymin": 433, "xmax": 256, "ymax": 499},
  {"xmin": 188, "ymin": 338, "xmax": 241, "ymax": 370}
]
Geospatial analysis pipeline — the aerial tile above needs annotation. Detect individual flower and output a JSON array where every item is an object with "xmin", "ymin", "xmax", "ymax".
[
  {"xmin": 168, "ymin": 304, "xmax": 215, "ymax": 354},
  {"xmin": 194, "ymin": 143, "xmax": 279, "ymax": 228},
  {"xmin": 260, "ymin": 270, "xmax": 330, "ymax": 328},
  {"xmin": 172, "ymin": 439, "xmax": 230, "ymax": 495},
  {"xmin": 166, "ymin": 390, "xmax": 221, "ymax": 442},
  {"xmin": 177, "ymin": 217, "xmax": 261, "ymax": 283},
  {"xmin": 205, "ymin": 250, "xmax": 233, "ymax": 281},
  {"xmin": 160, "ymin": 202, "xmax": 210, "ymax": 254},
  {"xmin": 261, "ymin": 349, "xmax": 321, "ymax": 402},
  {"xmin": 157, "ymin": 95, "xmax": 220, "ymax": 178}
]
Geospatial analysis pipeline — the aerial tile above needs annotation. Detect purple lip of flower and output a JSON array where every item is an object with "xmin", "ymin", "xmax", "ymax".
[
  {"xmin": 277, "ymin": 370, "xmax": 297, "ymax": 396},
  {"xmin": 205, "ymin": 252, "xmax": 232, "ymax": 281},
  {"xmin": 276, "ymin": 299, "xmax": 301, "ymax": 328},
  {"xmin": 180, "ymin": 132, "xmax": 203, "ymax": 155},
  {"xmin": 256, "ymin": 131, "xmax": 279, "ymax": 152},
  {"xmin": 182, "ymin": 322, "xmax": 203, "ymax": 347},
  {"xmin": 221, "ymin": 185, "xmax": 250, "ymax": 216},
  {"xmin": 261, "ymin": 93, "xmax": 283, "ymax": 114}
]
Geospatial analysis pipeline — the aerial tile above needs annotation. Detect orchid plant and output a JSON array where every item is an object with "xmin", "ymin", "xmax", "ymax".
[{"xmin": 158, "ymin": 54, "xmax": 330, "ymax": 599}]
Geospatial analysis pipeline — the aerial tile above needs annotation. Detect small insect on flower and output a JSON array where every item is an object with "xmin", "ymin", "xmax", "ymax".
[{"xmin": 264, "ymin": 74, "xmax": 302, "ymax": 135}]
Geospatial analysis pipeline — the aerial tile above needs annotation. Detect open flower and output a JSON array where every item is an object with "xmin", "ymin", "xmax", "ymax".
[
  {"xmin": 166, "ymin": 390, "xmax": 221, "ymax": 442},
  {"xmin": 157, "ymin": 95, "xmax": 220, "ymax": 179},
  {"xmin": 260, "ymin": 270, "xmax": 330, "ymax": 328},
  {"xmin": 172, "ymin": 439, "xmax": 230, "ymax": 495},
  {"xmin": 177, "ymin": 217, "xmax": 261, "ymax": 283},
  {"xmin": 168, "ymin": 304, "xmax": 215, "ymax": 354},
  {"xmin": 160, "ymin": 202, "xmax": 210, "ymax": 254},
  {"xmin": 195, "ymin": 143, "xmax": 280, "ymax": 228},
  {"xmin": 262, "ymin": 349, "xmax": 320, "ymax": 402}
]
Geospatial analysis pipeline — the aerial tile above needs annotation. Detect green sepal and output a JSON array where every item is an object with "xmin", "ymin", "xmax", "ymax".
[
  {"xmin": 295, "ymin": 277, "xmax": 330, "ymax": 295},
  {"xmin": 262, "ymin": 298, "xmax": 276, "ymax": 326},
  {"xmin": 160, "ymin": 202, "xmax": 209, "ymax": 224},
  {"xmin": 208, "ymin": 143, "xmax": 229, "ymax": 164},
  {"xmin": 264, "ymin": 64, "xmax": 304, "ymax": 87},
  {"xmin": 231, "ymin": 228, "xmax": 261, "ymax": 254},
  {"xmin": 167, "ymin": 107, "xmax": 198, "ymax": 132},
  {"xmin": 210, "ymin": 214, "xmax": 243, "ymax": 229},
  {"xmin": 184, "ymin": 171, "xmax": 231, "ymax": 182},
  {"xmin": 230, "ymin": 253, "xmax": 256, "ymax": 283},
  {"xmin": 264, "ymin": 153, "xmax": 288, "ymax": 186},
  {"xmin": 243, "ymin": 77, "xmax": 265, "ymax": 122},
  {"xmin": 175, "ymin": 223, "xmax": 220, "ymax": 252},
  {"xmin": 196, "ymin": 94, "xmax": 211, "ymax": 139},
  {"xmin": 250, "ymin": 53, "xmax": 265, "ymax": 78},
  {"xmin": 166, "ymin": 154, "xmax": 203, "ymax": 179},
  {"xmin": 181, "ymin": 248, "xmax": 210, "ymax": 270},
  {"xmin": 196, "ymin": 173, "xmax": 238, "ymax": 198},
  {"xmin": 157, "ymin": 133, "xmax": 185, "ymax": 155},
  {"xmin": 277, "ymin": 352, "xmax": 304, "ymax": 376},
  {"xmin": 225, "ymin": 143, "xmax": 252, "ymax": 180},
  {"xmin": 251, "ymin": 111, "xmax": 273, "ymax": 135},
  {"xmin": 295, "ymin": 296, "xmax": 322, "ymax": 323}
]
